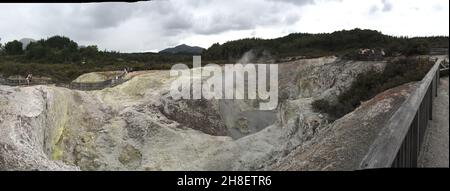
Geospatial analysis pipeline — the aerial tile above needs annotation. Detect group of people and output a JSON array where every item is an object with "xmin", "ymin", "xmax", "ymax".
[{"xmin": 113, "ymin": 67, "xmax": 132, "ymax": 81}]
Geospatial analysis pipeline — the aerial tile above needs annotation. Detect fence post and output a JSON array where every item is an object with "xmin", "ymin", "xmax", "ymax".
[
  {"xmin": 412, "ymin": 112, "xmax": 419, "ymax": 167},
  {"xmin": 429, "ymin": 83, "xmax": 433, "ymax": 120},
  {"xmin": 435, "ymin": 69, "xmax": 439, "ymax": 97}
]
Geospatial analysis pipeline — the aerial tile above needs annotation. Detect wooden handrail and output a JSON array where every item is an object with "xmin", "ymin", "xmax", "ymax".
[
  {"xmin": 360, "ymin": 59, "xmax": 441, "ymax": 168},
  {"xmin": 0, "ymin": 73, "xmax": 128, "ymax": 91}
]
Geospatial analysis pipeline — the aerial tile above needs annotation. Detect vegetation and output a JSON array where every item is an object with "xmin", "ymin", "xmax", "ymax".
[
  {"xmin": 312, "ymin": 57, "xmax": 435, "ymax": 120},
  {"xmin": 0, "ymin": 36, "xmax": 193, "ymax": 82},
  {"xmin": 203, "ymin": 29, "xmax": 448, "ymax": 61},
  {"xmin": 0, "ymin": 29, "xmax": 448, "ymax": 83},
  {"xmin": 3, "ymin": 40, "xmax": 23, "ymax": 55}
]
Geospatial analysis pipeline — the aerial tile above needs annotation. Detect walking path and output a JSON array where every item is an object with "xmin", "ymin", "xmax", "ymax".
[{"xmin": 418, "ymin": 77, "xmax": 449, "ymax": 167}]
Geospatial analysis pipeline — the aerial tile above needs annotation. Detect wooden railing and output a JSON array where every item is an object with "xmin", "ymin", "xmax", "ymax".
[
  {"xmin": 0, "ymin": 73, "xmax": 128, "ymax": 91},
  {"xmin": 429, "ymin": 48, "xmax": 448, "ymax": 56},
  {"xmin": 360, "ymin": 60, "xmax": 441, "ymax": 168},
  {"xmin": 0, "ymin": 78, "xmax": 54, "ymax": 86}
]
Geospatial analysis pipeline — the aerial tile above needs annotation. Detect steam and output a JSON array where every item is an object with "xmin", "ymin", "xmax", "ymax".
[
  {"xmin": 237, "ymin": 49, "xmax": 274, "ymax": 64},
  {"xmin": 238, "ymin": 50, "xmax": 257, "ymax": 64}
]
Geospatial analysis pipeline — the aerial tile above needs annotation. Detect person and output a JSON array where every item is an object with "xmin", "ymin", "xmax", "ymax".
[
  {"xmin": 25, "ymin": 73, "xmax": 33, "ymax": 85},
  {"xmin": 118, "ymin": 67, "xmax": 128, "ymax": 79}
]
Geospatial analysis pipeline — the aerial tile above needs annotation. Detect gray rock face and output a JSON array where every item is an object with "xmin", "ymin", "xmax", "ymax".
[
  {"xmin": 0, "ymin": 57, "xmax": 404, "ymax": 171},
  {"xmin": 270, "ymin": 83, "xmax": 417, "ymax": 170}
]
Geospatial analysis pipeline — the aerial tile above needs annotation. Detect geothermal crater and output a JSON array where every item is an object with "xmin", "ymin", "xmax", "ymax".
[{"xmin": 1, "ymin": 57, "xmax": 411, "ymax": 170}]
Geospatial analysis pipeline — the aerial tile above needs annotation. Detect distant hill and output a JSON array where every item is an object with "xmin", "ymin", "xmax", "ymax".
[
  {"xmin": 159, "ymin": 44, "xmax": 205, "ymax": 55},
  {"xmin": 19, "ymin": 38, "xmax": 36, "ymax": 50}
]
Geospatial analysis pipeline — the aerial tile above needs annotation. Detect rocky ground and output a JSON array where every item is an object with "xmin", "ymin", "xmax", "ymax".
[{"xmin": 1, "ymin": 56, "xmax": 417, "ymax": 171}]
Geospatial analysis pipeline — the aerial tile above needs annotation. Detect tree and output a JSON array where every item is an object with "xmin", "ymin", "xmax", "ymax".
[
  {"xmin": 405, "ymin": 39, "xmax": 430, "ymax": 55},
  {"xmin": 44, "ymin": 36, "xmax": 78, "ymax": 50},
  {"xmin": 80, "ymin": 45, "xmax": 99, "ymax": 58},
  {"xmin": 25, "ymin": 41, "xmax": 49, "ymax": 60},
  {"xmin": 4, "ymin": 40, "xmax": 23, "ymax": 55}
]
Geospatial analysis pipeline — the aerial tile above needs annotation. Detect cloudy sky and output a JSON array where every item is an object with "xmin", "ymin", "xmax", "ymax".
[{"xmin": 0, "ymin": 0, "xmax": 448, "ymax": 52}]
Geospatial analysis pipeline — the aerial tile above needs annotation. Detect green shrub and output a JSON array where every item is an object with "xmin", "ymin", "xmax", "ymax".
[
  {"xmin": 312, "ymin": 57, "xmax": 434, "ymax": 120},
  {"xmin": 311, "ymin": 99, "xmax": 330, "ymax": 113}
]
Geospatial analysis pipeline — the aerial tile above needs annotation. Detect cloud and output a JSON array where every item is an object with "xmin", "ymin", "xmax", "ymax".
[
  {"xmin": 0, "ymin": 0, "xmax": 448, "ymax": 52},
  {"xmin": 266, "ymin": 0, "xmax": 315, "ymax": 6},
  {"xmin": 369, "ymin": 0, "xmax": 392, "ymax": 14},
  {"xmin": 381, "ymin": 0, "xmax": 393, "ymax": 12},
  {"xmin": 369, "ymin": 5, "xmax": 379, "ymax": 14},
  {"xmin": 432, "ymin": 4, "xmax": 443, "ymax": 11},
  {"xmin": 162, "ymin": 0, "xmax": 305, "ymax": 35}
]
